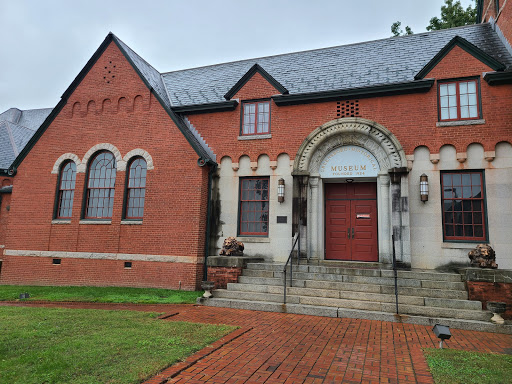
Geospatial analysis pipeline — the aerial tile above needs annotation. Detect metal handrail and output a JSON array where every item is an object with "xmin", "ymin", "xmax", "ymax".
[{"xmin": 283, "ymin": 232, "xmax": 300, "ymax": 304}]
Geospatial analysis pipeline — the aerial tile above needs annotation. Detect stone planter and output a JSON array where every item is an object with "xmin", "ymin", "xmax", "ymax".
[
  {"xmin": 487, "ymin": 301, "xmax": 506, "ymax": 325},
  {"xmin": 201, "ymin": 281, "xmax": 215, "ymax": 298}
]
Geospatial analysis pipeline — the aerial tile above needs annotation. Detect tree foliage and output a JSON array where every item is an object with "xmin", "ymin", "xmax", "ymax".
[
  {"xmin": 427, "ymin": 0, "xmax": 477, "ymax": 31},
  {"xmin": 391, "ymin": 0, "xmax": 477, "ymax": 36}
]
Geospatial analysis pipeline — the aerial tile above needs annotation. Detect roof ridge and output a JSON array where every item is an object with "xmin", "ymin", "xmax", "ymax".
[
  {"xmin": 4, "ymin": 121, "xmax": 20, "ymax": 157},
  {"xmin": 161, "ymin": 23, "xmax": 491, "ymax": 75}
]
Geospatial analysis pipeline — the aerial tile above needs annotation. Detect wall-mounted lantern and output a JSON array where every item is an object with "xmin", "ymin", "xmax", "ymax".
[
  {"xmin": 278, "ymin": 178, "xmax": 285, "ymax": 203},
  {"xmin": 420, "ymin": 173, "xmax": 429, "ymax": 202}
]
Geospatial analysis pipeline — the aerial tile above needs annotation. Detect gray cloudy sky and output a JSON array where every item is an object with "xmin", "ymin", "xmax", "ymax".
[{"xmin": 0, "ymin": 0, "xmax": 475, "ymax": 113}]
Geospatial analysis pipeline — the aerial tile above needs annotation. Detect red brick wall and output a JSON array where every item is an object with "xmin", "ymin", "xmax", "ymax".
[
  {"xmin": 467, "ymin": 281, "xmax": 512, "ymax": 319},
  {"xmin": 2, "ymin": 41, "xmax": 209, "ymax": 290},
  {"xmin": 188, "ymin": 48, "xmax": 512, "ymax": 160},
  {"xmin": 207, "ymin": 266, "xmax": 243, "ymax": 289},
  {"xmin": 480, "ymin": 0, "xmax": 511, "ymax": 47},
  {"xmin": 0, "ymin": 255, "xmax": 203, "ymax": 290}
]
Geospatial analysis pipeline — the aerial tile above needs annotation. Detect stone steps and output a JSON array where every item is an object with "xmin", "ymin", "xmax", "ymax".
[{"xmin": 200, "ymin": 262, "xmax": 511, "ymax": 333}]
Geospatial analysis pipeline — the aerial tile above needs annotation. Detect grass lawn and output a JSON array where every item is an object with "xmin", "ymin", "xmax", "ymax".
[
  {"xmin": 0, "ymin": 285, "xmax": 202, "ymax": 304},
  {"xmin": 0, "ymin": 306, "xmax": 235, "ymax": 384},
  {"xmin": 424, "ymin": 348, "xmax": 512, "ymax": 384}
]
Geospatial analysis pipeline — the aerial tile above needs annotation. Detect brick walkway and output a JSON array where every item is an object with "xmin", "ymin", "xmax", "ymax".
[{"xmin": 3, "ymin": 302, "xmax": 511, "ymax": 383}]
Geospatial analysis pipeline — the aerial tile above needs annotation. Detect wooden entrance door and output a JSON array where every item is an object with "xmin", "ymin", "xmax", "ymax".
[{"xmin": 325, "ymin": 183, "xmax": 378, "ymax": 261}]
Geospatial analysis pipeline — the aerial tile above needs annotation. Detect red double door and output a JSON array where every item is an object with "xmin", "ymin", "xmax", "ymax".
[{"xmin": 325, "ymin": 183, "xmax": 378, "ymax": 262}]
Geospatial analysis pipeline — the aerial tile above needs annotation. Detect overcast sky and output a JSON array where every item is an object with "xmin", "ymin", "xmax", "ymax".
[{"xmin": 0, "ymin": 0, "xmax": 475, "ymax": 113}]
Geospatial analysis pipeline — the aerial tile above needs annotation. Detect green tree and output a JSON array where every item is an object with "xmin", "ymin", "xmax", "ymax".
[
  {"xmin": 427, "ymin": 0, "xmax": 477, "ymax": 30},
  {"xmin": 391, "ymin": 21, "xmax": 413, "ymax": 36},
  {"xmin": 391, "ymin": 0, "xmax": 477, "ymax": 36}
]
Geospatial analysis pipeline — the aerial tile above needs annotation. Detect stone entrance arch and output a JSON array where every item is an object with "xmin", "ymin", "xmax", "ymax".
[{"xmin": 293, "ymin": 117, "xmax": 410, "ymax": 265}]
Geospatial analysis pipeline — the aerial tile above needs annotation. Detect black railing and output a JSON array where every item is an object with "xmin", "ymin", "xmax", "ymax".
[
  {"xmin": 392, "ymin": 233, "xmax": 399, "ymax": 314},
  {"xmin": 283, "ymin": 232, "xmax": 300, "ymax": 304}
]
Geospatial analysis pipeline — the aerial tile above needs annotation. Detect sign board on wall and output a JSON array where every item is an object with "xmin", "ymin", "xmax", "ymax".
[{"xmin": 319, "ymin": 145, "xmax": 380, "ymax": 178}]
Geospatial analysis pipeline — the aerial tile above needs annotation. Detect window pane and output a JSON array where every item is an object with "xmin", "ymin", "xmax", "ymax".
[
  {"xmin": 440, "ymin": 84, "xmax": 448, "ymax": 96},
  {"xmin": 467, "ymin": 81, "xmax": 476, "ymax": 93},
  {"xmin": 440, "ymin": 96, "xmax": 448, "ymax": 108},
  {"xmin": 449, "ymin": 107, "xmax": 458, "ymax": 119},
  {"xmin": 468, "ymin": 106, "xmax": 478, "ymax": 118},
  {"xmin": 448, "ymin": 83, "xmax": 456, "ymax": 95},
  {"xmin": 239, "ymin": 177, "xmax": 269, "ymax": 235},
  {"xmin": 460, "ymin": 94, "xmax": 469, "ymax": 107},
  {"xmin": 441, "ymin": 108, "xmax": 449, "ymax": 120},
  {"xmin": 460, "ymin": 107, "xmax": 469, "ymax": 118},
  {"xmin": 459, "ymin": 82, "xmax": 467, "ymax": 94}
]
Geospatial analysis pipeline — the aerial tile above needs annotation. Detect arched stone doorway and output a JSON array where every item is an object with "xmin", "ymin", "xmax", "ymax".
[{"xmin": 293, "ymin": 117, "xmax": 410, "ymax": 266}]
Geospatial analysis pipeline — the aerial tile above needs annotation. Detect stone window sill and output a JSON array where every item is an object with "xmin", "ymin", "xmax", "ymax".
[
  {"xmin": 121, "ymin": 220, "xmax": 143, "ymax": 225},
  {"xmin": 51, "ymin": 219, "xmax": 71, "ymax": 225},
  {"xmin": 79, "ymin": 220, "xmax": 112, "ymax": 225},
  {"xmin": 238, "ymin": 237, "xmax": 270, "ymax": 243},
  {"xmin": 238, "ymin": 134, "xmax": 272, "ymax": 141},
  {"xmin": 441, "ymin": 242, "xmax": 480, "ymax": 249},
  {"xmin": 436, "ymin": 119, "xmax": 485, "ymax": 127}
]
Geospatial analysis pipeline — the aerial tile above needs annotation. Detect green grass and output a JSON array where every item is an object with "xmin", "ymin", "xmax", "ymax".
[
  {"xmin": 0, "ymin": 306, "xmax": 235, "ymax": 384},
  {"xmin": 0, "ymin": 285, "xmax": 202, "ymax": 304},
  {"xmin": 424, "ymin": 348, "xmax": 512, "ymax": 384}
]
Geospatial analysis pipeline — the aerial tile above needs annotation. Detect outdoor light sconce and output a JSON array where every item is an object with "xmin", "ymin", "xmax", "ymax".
[
  {"xmin": 432, "ymin": 324, "xmax": 451, "ymax": 349},
  {"xmin": 420, "ymin": 173, "xmax": 429, "ymax": 202},
  {"xmin": 278, "ymin": 178, "xmax": 285, "ymax": 203}
]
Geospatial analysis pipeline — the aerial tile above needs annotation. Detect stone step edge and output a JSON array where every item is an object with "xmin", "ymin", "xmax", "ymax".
[
  {"xmin": 244, "ymin": 265, "xmax": 462, "ymax": 282},
  {"xmin": 217, "ymin": 287, "xmax": 479, "ymax": 308},
  {"xmin": 200, "ymin": 298, "xmax": 512, "ymax": 335},
  {"xmin": 237, "ymin": 276, "xmax": 467, "ymax": 292}
]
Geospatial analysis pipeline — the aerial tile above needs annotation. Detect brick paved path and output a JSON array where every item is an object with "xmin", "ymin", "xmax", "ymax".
[{"xmin": 3, "ymin": 302, "xmax": 511, "ymax": 383}]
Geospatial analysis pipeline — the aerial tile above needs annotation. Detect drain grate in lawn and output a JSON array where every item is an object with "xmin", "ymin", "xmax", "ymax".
[{"xmin": 0, "ymin": 306, "xmax": 235, "ymax": 384}]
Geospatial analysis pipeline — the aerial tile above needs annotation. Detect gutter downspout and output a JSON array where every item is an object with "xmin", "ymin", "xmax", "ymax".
[{"xmin": 200, "ymin": 160, "xmax": 217, "ymax": 281}]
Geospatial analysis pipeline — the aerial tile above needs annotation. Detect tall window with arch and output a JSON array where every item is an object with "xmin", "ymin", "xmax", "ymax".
[
  {"xmin": 55, "ymin": 160, "xmax": 76, "ymax": 219},
  {"xmin": 84, "ymin": 151, "xmax": 116, "ymax": 218},
  {"xmin": 124, "ymin": 157, "xmax": 147, "ymax": 219}
]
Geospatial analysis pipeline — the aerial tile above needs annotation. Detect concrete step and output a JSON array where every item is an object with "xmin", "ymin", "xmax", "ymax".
[
  {"xmin": 201, "ymin": 298, "xmax": 512, "ymax": 334},
  {"xmin": 245, "ymin": 263, "xmax": 463, "ymax": 282},
  {"xmin": 238, "ymin": 273, "xmax": 466, "ymax": 291},
  {"xmin": 229, "ymin": 281, "xmax": 468, "ymax": 300},
  {"xmin": 225, "ymin": 283, "xmax": 479, "ymax": 309}
]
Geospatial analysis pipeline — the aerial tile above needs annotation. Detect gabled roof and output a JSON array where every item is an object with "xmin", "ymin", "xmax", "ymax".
[
  {"xmin": 0, "ymin": 108, "xmax": 52, "ymax": 170},
  {"xmin": 224, "ymin": 64, "xmax": 288, "ymax": 100},
  {"xmin": 415, "ymin": 35, "xmax": 506, "ymax": 80},
  {"xmin": 10, "ymin": 33, "xmax": 215, "ymax": 174},
  {"xmin": 161, "ymin": 23, "xmax": 512, "ymax": 107}
]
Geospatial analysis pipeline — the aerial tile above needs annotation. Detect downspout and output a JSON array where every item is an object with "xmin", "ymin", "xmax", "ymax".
[{"xmin": 199, "ymin": 158, "xmax": 217, "ymax": 281}]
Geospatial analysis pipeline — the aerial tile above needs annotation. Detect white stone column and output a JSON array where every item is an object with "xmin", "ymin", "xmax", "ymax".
[
  {"xmin": 378, "ymin": 174, "xmax": 391, "ymax": 263},
  {"xmin": 308, "ymin": 176, "xmax": 320, "ymax": 260}
]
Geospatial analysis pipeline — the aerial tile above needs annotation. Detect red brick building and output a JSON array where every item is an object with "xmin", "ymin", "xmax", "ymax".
[{"xmin": 1, "ymin": 0, "xmax": 511, "ymax": 292}]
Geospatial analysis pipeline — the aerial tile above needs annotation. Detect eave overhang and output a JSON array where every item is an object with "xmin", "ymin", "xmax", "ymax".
[
  {"xmin": 415, "ymin": 35, "xmax": 505, "ymax": 80},
  {"xmin": 271, "ymin": 79, "xmax": 435, "ymax": 106},
  {"xmin": 224, "ymin": 63, "xmax": 288, "ymax": 100},
  {"xmin": 172, "ymin": 100, "xmax": 239, "ymax": 115},
  {"xmin": 483, "ymin": 71, "xmax": 512, "ymax": 85}
]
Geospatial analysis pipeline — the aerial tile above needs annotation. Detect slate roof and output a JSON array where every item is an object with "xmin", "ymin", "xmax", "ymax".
[
  {"xmin": 0, "ymin": 108, "xmax": 52, "ymax": 169},
  {"xmin": 112, "ymin": 34, "xmax": 216, "ymax": 161},
  {"xmin": 161, "ymin": 23, "xmax": 512, "ymax": 106}
]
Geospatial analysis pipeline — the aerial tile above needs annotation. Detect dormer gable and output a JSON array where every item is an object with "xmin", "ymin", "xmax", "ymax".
[
  {"xmin": 224, "ymin": 64, "xmax": 288, "ymax": 100},
  {"xmin": 415, "ymin": 35, "xmax": 505, "ymax": 80}
]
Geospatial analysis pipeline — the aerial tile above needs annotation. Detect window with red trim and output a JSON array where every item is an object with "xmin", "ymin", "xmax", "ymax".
[
  {"xmin": 439, "ymin": 79, "xmax": 479, "ymax": 121},
  {"xmin": 239, "ymin": 178, "xmax": 269, "ymax": 236},
  {"xmin": 84, "ymin": 151, "xmax": 116, "ymax": 219},
  {"xmin": 125, "ymin": 157, "xmax": 147, "ymax": 219},
  {"xmin": 56, "ymin": 161, "xmax": 76, "ymax": 218},
  {"xmin": 441, "ymin": 171, "xmax": 486, "ymax": 241},
  {"xmin": 242, "ymin": 101, "xmax": 270, "ymax": 135}
]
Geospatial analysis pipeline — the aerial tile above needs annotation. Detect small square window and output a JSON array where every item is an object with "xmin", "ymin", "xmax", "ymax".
[
  {"xmin": 438, "ymin": 79, "xmax": 480, "ymax": 121},
  {"xmin": 241, "ymin": 101, "xmax": 270, "ymax": 135},
  {"xmin": 124, "ymin": 261, "xmax": 132, "ymax": 268},
  {"xmin": 52, "ymin": 258, "xmax": 61, "ymax": 265}
]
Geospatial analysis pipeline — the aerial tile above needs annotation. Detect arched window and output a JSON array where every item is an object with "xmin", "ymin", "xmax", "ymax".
[
  {"xmin": 85, "ymin": 151, "xmax": 116, "ymax": 218},
  {"xmin": 124, "ymin": 157, "xmax": 147, "ymax": 219},
  {"xmin": 55, "ymin": 161, "xmax": 76, "ymax": 219}
]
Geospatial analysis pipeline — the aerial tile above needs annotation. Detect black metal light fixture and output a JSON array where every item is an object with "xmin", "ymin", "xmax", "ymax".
[
  {"xmin": 432, "ymin": 324, "xmax": 451, "ymax": 349},
  {"xmin": 278, "ymin": 178, "xmax": 285, "ymax": 203},
  {"xmin": 420, "ymin": 173, "xmax": 429, "ymax": 202}
]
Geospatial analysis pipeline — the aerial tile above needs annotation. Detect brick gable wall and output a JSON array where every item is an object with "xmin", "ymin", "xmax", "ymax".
[{"xmin": 1, "ymin": 42, "xmax": 208, "ymax": 290}]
